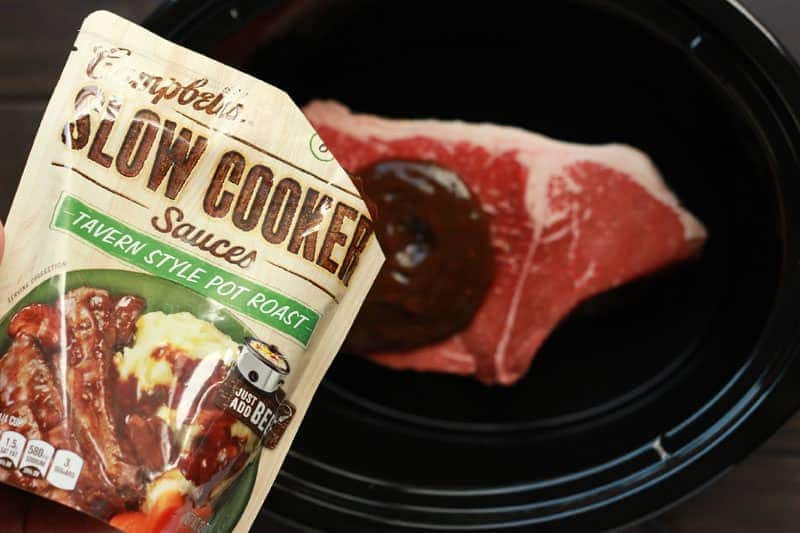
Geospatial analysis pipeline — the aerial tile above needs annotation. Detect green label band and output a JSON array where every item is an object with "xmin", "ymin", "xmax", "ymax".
[{"xmin": 52, "ymin": 195, "xmax": 319, "ymax": 345}]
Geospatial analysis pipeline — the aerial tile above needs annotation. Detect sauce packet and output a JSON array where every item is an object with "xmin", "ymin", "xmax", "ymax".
[{"xmin": 0, "ymin": 11, "xmax": 383, "ymax": 532}]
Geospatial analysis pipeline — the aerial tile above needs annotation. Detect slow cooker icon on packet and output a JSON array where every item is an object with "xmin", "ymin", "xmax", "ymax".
[
  {"xmin": 237, "ymin": 337, "xmax": 290, "ymax": 393},
  {"xmin": 220, "ymin": 337, "xmax": 296, "ymax": 449}
]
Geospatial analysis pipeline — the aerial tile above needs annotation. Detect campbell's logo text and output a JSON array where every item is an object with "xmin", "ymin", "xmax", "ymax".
[{"xmin": 86, "ymin": 45, "xmax": 244, "ymax": 121}]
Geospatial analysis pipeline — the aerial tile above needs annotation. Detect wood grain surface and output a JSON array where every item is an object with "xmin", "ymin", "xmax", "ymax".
[{"xmin": 0, "ymin": 0, "xmax": 797, "ymax": 531}]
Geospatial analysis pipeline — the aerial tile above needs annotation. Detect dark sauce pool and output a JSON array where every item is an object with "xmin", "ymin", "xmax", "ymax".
[{"xmin": 346, "ymin": 160, "xmax": 493, "ymax": 353}]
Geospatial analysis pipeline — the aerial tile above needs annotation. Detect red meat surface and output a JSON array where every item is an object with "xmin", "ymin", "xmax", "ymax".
[{"xmin": 304, "ymin": 101, "xmax": 707, "ymax": 385}]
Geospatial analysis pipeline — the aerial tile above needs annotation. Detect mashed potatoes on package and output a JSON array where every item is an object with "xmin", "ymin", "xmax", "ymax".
[{"xmin": 0, "ymin": 11, "xmax": 383, "ymax": 532}]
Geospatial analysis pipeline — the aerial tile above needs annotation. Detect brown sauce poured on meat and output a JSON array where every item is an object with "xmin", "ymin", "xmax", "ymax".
[
  {"xmin": 115, "ymin": 343, "xmax": 237, "ymax": 484},
  {"xmin": 346, "ymin": 160, "xmax": 494, "ymax": 353}
]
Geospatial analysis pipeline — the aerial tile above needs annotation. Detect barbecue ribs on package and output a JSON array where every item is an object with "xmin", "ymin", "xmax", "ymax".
[{"xmin": 0, "ymin": 290, "xmax": 146, "ymax": 517}]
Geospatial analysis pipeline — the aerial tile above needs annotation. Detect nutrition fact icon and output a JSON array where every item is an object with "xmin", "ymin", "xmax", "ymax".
[
  {"xmin": 0, "ymin": 431, "xmax": 84, "ymax": 490},
  {"xmin": 19, "ymin": 439, "xmax": 54, "ymax": 479},
  {"xmin": 0, "ymin": 431, "xmax": 26, "ymax": 468},
  {"xmin": 47, "ymin": 450, "xmax": 83, "ymax": 490}
]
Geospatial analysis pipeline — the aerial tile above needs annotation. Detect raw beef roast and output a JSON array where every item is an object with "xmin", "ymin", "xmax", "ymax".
[{"xmin": 304, "ymin": 101, "xmax": 707, "ymax": 385}]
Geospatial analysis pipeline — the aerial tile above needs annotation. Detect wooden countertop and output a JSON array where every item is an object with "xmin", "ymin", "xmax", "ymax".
[{"xmin": 0, "ymin": 1, "xmax": 796, "ymax": 531}]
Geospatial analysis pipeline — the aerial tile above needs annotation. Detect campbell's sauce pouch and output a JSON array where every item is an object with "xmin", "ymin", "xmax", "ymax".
[{"xmin": 0, "ymin": 11, "xmax": 383, "ymax": 532}]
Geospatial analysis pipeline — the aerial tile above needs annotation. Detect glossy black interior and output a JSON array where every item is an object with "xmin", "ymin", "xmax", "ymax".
[{"xmin": 141, "ymin": 0, "xmax": 800, "ymax": 530}]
